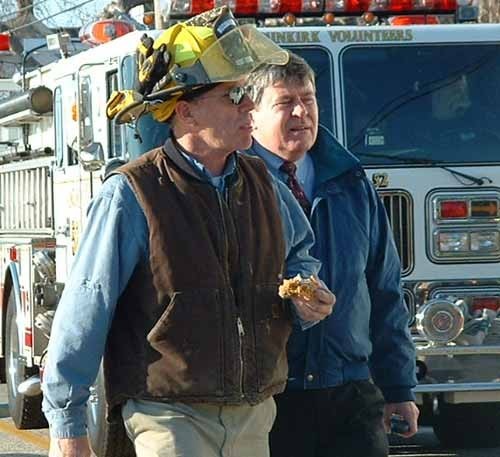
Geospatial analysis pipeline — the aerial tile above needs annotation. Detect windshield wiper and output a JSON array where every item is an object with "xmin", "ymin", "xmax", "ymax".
[{"xmin": 357, "ymin": 151, "xmax": 492, "ymax": 186}]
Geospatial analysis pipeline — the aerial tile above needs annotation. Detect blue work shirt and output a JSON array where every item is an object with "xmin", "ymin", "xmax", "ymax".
[{"xmin": 42, "ymin": 148, "xmax": 321, "ymax": 439}]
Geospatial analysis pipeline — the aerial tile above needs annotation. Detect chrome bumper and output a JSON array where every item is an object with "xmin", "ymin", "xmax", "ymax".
[
  {"xmin": 416, "ymin": 344, "xmax": 500, "ymax": 356},
  {"xmin": 414, "ymin": 344, "xmax": 500, "ymax": 404}
]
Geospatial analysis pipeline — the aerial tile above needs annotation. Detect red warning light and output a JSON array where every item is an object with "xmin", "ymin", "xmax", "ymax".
[{"xmin": 0, "ymin": 33, "xmax": 11, "ymax": 53}]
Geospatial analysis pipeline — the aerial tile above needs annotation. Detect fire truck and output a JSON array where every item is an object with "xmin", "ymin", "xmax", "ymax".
[{"xmin": 1, "ymin": 0, "xmax": 500, "ymax": 454}]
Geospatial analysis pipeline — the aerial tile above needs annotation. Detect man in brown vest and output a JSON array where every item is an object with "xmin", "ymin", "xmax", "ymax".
[{"xmin": 42, "ymin": 8, "xmax": 335, "ymax": 457}]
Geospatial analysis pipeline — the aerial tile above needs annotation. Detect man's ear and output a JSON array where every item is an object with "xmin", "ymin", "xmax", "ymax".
[{"xmin": 174, "ymin": 100, "xmax": 196, "ymax": 126}]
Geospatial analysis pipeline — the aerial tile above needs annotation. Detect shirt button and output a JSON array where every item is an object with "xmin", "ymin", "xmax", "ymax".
[{"xmin": 306, "ymin": 374, "xmax": 314, "ymax": 382}]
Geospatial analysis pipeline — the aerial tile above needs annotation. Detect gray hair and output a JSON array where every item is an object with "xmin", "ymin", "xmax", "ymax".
[{"xmin": 246, "ymin": 52, "xmax": 316, "ymax": 106}]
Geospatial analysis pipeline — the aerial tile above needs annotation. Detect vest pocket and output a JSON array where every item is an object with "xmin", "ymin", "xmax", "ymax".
[
  {"xmin": 146, "ymin": 288, "xmax": 223, "ymax": 396},
  {"xmin": 253, "ymin": 284, "xmax": 292, "ymax": 392}
]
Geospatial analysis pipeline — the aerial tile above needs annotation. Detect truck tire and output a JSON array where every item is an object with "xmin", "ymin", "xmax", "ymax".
[
  {"xmin": 433, "ymin": 402, "xmax": 500, "ymax": 448},
  {"xmin": 87, "ymin": 366, "xmax": 135, "ymax": 457},
  {"xmin": 5, "ymin": 290, "xmax": 47, "ymax": 429},
  {"xmin": 0, "ymin": 358, "xmax": 5, "ymax": 383}
]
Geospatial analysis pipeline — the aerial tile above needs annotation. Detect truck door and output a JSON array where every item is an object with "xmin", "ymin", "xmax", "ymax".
[{"xmin": 52, "ymin": 66, "xmax": 107, "ymax": 283}]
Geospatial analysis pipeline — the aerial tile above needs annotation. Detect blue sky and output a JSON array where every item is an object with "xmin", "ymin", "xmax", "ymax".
[{"xmin": 43, "ymin": 0, "xmax": 110, "ymax": 27}]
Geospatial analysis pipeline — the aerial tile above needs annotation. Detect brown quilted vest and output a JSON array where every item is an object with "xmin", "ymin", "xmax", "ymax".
[{"xmin": 104, "ymin": 138, "xmax": 291, "ymax": 411}]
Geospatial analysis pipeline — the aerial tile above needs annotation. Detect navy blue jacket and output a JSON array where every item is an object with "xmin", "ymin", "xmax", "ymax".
[{"xmin": 246, "ymin": 126, "xmax": 417, "ymax": 403}]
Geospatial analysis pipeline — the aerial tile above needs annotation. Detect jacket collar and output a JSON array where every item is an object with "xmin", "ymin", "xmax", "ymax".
[
  {"xmin": 309, "ymin": 124, "xmax": 361, "ymax": 187},
  {"xmin": 162, "ymin": 135, "xmax": 239, "ymax": 187},
  {"xmin": 163, "ymin": 136, "xmax": 206, "ymax": 181}
]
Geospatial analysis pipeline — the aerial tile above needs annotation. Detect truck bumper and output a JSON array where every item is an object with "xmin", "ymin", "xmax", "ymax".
[{"xmin": 414, "ymin": 344, "xmax": 500, "ymax": 404}]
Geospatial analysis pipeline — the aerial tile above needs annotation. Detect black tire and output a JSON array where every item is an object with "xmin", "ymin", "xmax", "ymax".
[
  {"xmin": 433, "ymin": 402, "xmax": 500, "ymax": 448},
  {"xmin": 5, "ymin": 289, "xmax": 47, "ymax": 429},
  {"xmin": 87, "ymin": 365, "xmax": 135, "ymax": 457},
  {"xmin": 0, "ymin": 358, "xmax": 5, "ymax": 383}
]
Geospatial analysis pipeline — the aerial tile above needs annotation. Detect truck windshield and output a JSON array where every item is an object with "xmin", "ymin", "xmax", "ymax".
[{"xmin": 342, "ymin": 43, "xmax": 500, "ymax": 166}]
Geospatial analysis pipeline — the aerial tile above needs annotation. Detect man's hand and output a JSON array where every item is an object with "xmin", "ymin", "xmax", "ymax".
[
  {"xmin": 292, "ymin": 279, "xmax": 335, "ymax": 322},
  {"xmin": 383, "ymin": 401, "xmax": 419, "ymax": 438},
  {"xmin": 49, "ymin": 436, "xmax": 92, "ymax": 457}
]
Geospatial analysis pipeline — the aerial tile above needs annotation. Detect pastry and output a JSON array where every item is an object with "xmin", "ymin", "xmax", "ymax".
[{"xmin": 279, "ymin": 275, "xmax": 320, "ymax": 301}]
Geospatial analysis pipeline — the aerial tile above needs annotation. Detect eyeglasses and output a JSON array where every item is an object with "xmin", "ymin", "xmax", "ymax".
[
  {"xmin": 226, "ymin": 85, "xmax": 252, "ymax": 105},
  {"xmin": 188, "ymin": 85, "xmax": 252, "ymax": 105}
]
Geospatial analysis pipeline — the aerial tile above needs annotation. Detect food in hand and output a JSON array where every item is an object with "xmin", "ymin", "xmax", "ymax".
[{"xmin": 278, "ymin": 275, "xmax": 320, "ymax": 301}]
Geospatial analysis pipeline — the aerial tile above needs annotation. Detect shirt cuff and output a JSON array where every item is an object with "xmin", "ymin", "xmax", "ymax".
[
  {"xmin": 380, "ymin": 386, "xmax": 416, "ymax": 403},
  {"xmin": 298, "ymin": 318, "xmax": 320, "ymax": 330},
  {"xmin": 44, "ymin": 407, "xmax": 88, "ymax": 439},
  {"xmin": 290, "ymin": 301, "xmax": 320, "ymax": 330}
]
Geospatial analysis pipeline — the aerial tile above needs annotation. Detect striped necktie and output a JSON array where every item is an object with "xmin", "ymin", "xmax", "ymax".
[{"xmin": 280, "ymin": 161, "xmax": 311, "ymax": 216}]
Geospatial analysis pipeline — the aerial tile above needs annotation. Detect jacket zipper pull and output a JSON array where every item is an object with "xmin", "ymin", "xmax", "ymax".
[
  {"xmin": 237, "ymin": 316, "xmax": 245, "ymax": 336},
  {"xmin": 236, "ymin": 316, "xmax": 246, "ymax": 398}
]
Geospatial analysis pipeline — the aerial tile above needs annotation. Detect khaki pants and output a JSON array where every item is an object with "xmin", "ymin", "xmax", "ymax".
[{"xmin": 122, "ymin": 397, "xmax": 276, "ymax": 457}]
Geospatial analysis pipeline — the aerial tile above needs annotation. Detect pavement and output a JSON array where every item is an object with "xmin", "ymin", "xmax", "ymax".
[{"xmin": 0, "ymin": 384, "xmax": 49, "ymax": 456}]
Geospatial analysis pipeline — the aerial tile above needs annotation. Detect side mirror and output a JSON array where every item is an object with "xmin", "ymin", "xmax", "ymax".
[{"xmin": 80, "ymin": 142, "xmax": 104, "ymax": 172}]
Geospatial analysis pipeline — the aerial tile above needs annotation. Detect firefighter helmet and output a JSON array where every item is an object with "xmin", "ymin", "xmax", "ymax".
[{"xmin": 106, "ymin": 6, "xmax": 288, "ymax": 123}]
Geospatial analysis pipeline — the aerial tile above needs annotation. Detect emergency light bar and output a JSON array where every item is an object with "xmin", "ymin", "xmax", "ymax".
[
  {"xmin": 79, "ymin": 19, "xmax": 135, "ymax": 47},
  {"xmin": 169, "ymin": 0, "xmax": 457, "ymax": 17},
  {"xmin": 326, "ymin": 0, "xmax": 456, "ymax": 13}
]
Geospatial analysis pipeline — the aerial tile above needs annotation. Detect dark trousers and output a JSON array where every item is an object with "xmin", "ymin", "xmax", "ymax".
[{"xmin": 269, "ymin": 380, "xmax": 389, "ymax": 457}]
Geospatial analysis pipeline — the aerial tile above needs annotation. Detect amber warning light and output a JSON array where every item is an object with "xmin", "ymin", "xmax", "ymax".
[{"xmin": 439, "ymin": 199, "xmax": 499, "ymax": 220}]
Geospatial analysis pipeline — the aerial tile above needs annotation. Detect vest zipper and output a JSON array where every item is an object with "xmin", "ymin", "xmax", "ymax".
[
  {"xmin": 226, "ymin": 186, "xmax": 246, "ymax": 399},
  {"xmin": 215, "ymin": 190, "xmax": 231, "ymax": 277},
  {"xmin": 236, "ymin": 316, "xmax": 245, "ymax": 398},
  {"xmin": 216, "ymin": 188, "xmax": 246, "ymax": 399}
]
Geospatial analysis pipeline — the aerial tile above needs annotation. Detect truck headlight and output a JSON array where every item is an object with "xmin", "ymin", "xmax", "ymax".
[
  {"xmin": 470, "ymin": 231, "xmax": 500, "ymax": 252},
  {"xmin": 428, "ymin": 191, "xmax": 500, "ymax": 263},
  {"xmin": 433, "ymin": 230, "xmax": 500, "ymax": 258},
  {"xmin": 416, "ymin": 298, "xmax": 465, "ymax": 344},
  {"xmin": 436, "ymin": 231, "xmax": 468, "ymax": 252}
]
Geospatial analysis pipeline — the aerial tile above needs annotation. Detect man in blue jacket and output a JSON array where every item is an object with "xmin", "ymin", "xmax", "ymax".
[{"xmin": 245, "ymin": 52, "xmax": 419, "ymax": 457}]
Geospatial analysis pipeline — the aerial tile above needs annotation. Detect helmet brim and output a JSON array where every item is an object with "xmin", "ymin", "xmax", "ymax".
[{"xmin": 114, "ymin": 99, "xmax": 147, "ymax": 125}]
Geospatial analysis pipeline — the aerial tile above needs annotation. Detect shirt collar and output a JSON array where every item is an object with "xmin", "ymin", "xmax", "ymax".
[
  {"xmin": 252, "ymin": 140, "xmax": 283, "ymax": 173},
  {"xmin": 178, "ymin": 146, "xmax": 237, "ymax": 192},
  {"xmin": 252, "ymin": 139, "xmax": 312, "ymax": 176}
]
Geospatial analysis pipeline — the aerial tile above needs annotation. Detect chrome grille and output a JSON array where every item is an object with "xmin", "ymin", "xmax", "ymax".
[
  {"xmin": 0, "ymin": 160, "xmax": 53, "ymax": 233},
  {"xmin": 378, "ymin": 190, "xmax": 414, "ymax": 276}
]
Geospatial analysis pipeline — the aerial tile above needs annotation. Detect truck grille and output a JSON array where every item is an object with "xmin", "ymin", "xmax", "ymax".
[
  {"xmin": 402, "ymin": 288, "xmax": 416, "ymax": 327},
  {"xmin": 0, "ymin": 161, "xmax": 53, "ymax": 233},
  {"xmin": 378, "ymin": 190, "xmax": 414, "ymax": 276}
]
